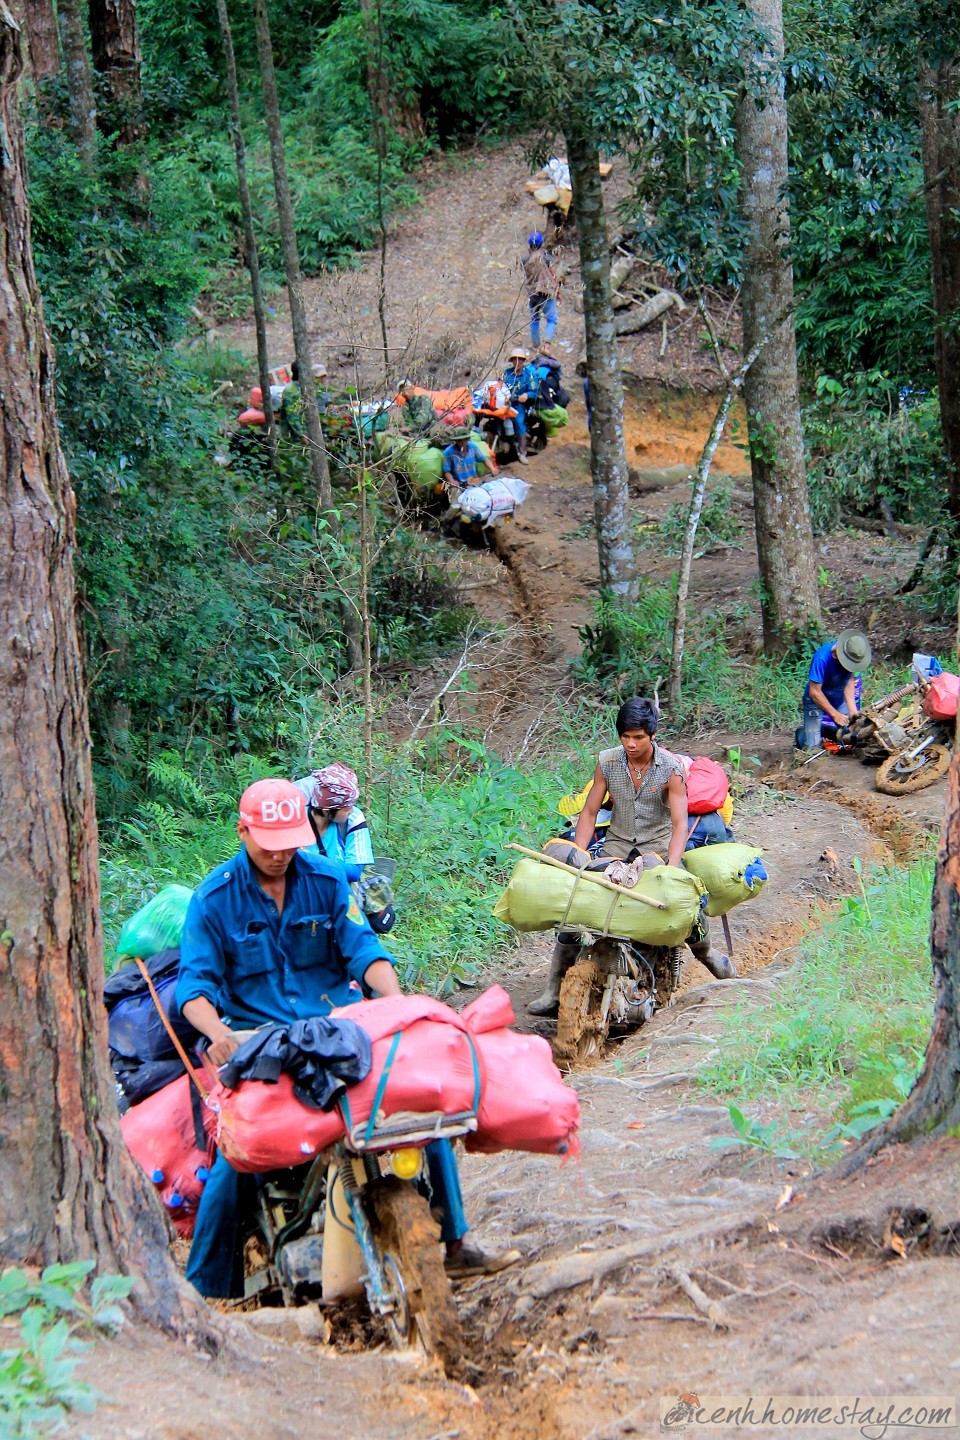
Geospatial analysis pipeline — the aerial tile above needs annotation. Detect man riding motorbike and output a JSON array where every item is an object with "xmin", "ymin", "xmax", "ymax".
[
  {"xmin": 528, "ymin": 698, "xmax": 735, "ymax": 1017},
  {"xmin": 176, "ymin": 778, "xmax": 514, "ymax": 1296}
]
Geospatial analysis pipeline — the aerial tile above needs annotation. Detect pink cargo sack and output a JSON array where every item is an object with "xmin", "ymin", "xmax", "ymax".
[
  {"xmin": 213, "ymin": 1071, "xmax": 345, "ymax": 1173},
  {"xmin": 686, "ymin": 756, "xmax": 730, "ymax": 815},
  {"xmin": 922, "ymin": 672, "xmax": 960, "ymax": 721},
  {"xmin": 120, "ymin": 1074, "xmax": 217, "ymax": 1238}
]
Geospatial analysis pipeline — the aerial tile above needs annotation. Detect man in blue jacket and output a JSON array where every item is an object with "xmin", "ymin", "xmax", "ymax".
[{"xmin": 177, "ymin": 778, "xmax": 510, "ymax": 1296}]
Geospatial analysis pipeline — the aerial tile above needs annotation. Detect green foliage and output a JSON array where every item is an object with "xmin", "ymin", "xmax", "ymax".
[
  {"xmin": 649, "ymin": 483, "xmax": 744, "ymax": 556},
  {"xmin": 709, "ymin": 1103, "xmax": 803, "ymax": 1164},
  {"xmin": 573, "ymin": 587, "xmax": 809, "ymax": 731},
  {"xmin": 0, "ymin": 1263, "xmax": 133, "ymax": 1439},
  {"xmin": 804, "ymin": 376, "xmax": 945, "ymax": 532},
  {"xmin": 700, "ymin": 857, "xmax": 934, "ymax": 1154}
]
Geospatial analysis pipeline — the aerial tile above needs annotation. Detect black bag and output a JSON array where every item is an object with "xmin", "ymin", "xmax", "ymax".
[
  {"xmin": 105, "ymin": 948, "xmax": 202, "ymax": 1109},
  {"xmin": 556, "ymin": 384, "xmax": 571, "ymax": 407},
  {"xmin": 105, "ymin": 948, "xmax": 200, "ymax": 1063}
]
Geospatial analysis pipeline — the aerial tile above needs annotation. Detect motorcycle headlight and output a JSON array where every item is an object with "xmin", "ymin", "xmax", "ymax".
[{"xmin": 388, "ymin": 1147, "xmax": 422, "ymax": 1181}]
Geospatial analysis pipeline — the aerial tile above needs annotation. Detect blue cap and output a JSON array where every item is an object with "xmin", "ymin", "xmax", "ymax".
[
  {"xmin": 196, "ymin": 1166, "xmax": 210, "ymax": 1183},
  {"xmin": 528, "ymin": 231, "xmax": 544, "ymax": 247},
  {"xmin": 151, "ymin": 1169, "xmax": 164, "ymax": 1185},
  {"xmin": 166, "ymin": 1193, "xmax": 183, "ymax": 1209}
]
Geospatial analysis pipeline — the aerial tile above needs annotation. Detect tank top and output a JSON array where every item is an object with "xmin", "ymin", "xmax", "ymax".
[{"xmin": 598, "ymin": 742, "xmax": 683, "ymax": 860}]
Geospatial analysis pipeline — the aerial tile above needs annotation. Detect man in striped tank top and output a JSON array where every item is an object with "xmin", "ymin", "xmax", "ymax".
[{"xmin": 529, "ymin": 698, "xmax": 735, "ymax": 1016}]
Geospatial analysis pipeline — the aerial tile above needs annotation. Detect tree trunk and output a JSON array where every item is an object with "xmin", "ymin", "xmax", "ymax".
[
  {"xmin": 215, "ymin": 0, "xmax": 274, "ymax": 466},
  {"xmin": 566, "ymin": 120, "xmax": 637, "ymax": 600},
  {"xmin": 58, "ymin": 0, "xmax": 97, "ymax": 162},
  {"xmin": 252, "ymin": 0, "xmax": 332, "ymax": 509},
  {"xmin": 88, "ymin": 0, "xmax": 143, "ymax": 144},
  {"xmin": 919, "ymin": 61, "xmax": 960, "ymax": 535},
  {"xmin": 736, "ymin": 0, "xmax": 821, "ymax": 654},
  {"xmin": 14, "ymin": 0, "xmax": 59, "ymax": 81},
  {"xmin": 0, "ymin": 6, "xmax": 210, "ymax": 1338}
]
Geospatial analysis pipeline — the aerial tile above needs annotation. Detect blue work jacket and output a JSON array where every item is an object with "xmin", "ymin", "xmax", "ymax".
[{"xmin": 175, "ymin": 847, "xmax": 392, "ymax": 1029}]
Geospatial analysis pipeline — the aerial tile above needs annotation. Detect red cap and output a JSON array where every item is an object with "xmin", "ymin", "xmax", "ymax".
[{"xmin": 238, "ymin": 779, "xmax": 316, "ymax": 851}]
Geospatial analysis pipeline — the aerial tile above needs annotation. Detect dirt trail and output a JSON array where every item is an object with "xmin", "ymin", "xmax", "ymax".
[{"xmin": 75, "ymin": 146, "xmax": 960, "ymax": 1439}]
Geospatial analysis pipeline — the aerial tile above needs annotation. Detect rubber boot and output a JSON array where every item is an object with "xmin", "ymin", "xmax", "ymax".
[
  {"xmin": 528, "ymin": 935, "xmax": 580, "ymax": 1015},
  {"xmin": 517, "ymin": 435, "xmax": 529, "ymax": 465},
  {"xmin": 688, "ymin": 932, "xmax": 737, "ymax": 980}
]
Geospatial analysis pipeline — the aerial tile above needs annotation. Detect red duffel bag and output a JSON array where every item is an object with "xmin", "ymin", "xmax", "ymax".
[
  {"xmin": 213, "ymin": 1072, "xmax": 345, "ymax": 1173},
  {"xmin": 121, "ymin": 1075, "xmax": 217, "ymax": 1238},
  {"xmin": 922, "ymin": 672, "xmax": 960, "ymax": 721},
  {"xmin": 686, "ymin": 755, "xmax": 730, "ymax": 815}
]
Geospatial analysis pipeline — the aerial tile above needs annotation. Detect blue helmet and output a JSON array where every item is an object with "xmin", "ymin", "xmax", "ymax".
[{"xmin": 528, "ymin": 231, "xmax": 545, "ymax": 248}]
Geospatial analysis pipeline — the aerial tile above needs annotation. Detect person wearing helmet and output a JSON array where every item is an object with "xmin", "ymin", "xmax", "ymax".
[
  {"xmin": 502, "ymin": 347, "xmax": 539, "ymax": 463},
  {"xmin": 522, "ymin": 231, "xmax": 561, "ymax": 348},
  {"xmin": 795, "ymin": 628, "xmax": 873, "ymax": 749}
]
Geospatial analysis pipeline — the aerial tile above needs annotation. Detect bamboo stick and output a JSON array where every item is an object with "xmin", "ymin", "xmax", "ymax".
[{"xmin": 505, "ymin": 842, "xmax": 667, "ymax": 909}]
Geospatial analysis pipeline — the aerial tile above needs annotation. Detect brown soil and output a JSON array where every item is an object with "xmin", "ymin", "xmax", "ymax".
[{"xmin": 68, "ymin": 145, "xmax": 958, "ymax": 1439}]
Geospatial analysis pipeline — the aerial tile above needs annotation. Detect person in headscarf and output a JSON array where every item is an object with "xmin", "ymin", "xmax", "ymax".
[{"xmin": 293, "ymin": 763, "xmax": 373, "ymax": 883}]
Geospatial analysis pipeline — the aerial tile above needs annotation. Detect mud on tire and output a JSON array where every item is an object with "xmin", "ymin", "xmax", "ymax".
[
  {"xmin": 368, "ymin": 1176, "xmax": 463, "ymax": 1372},
  {"xmin": 876, "ymin": 743, "xmax": 951, "ymax": 795},
  {"xmin": 554, "ymin": 959, "xmax": 607, "ymax": 1067}
]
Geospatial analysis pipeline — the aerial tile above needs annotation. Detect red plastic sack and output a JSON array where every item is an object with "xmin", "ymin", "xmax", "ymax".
[
  {"xmin": 686, "ymin": 755, "xmax": 730, "ymax": 815},
  {"xmin": 466, "ymin": 1029, "xmax": 580, "ymax": 1156},
  {"xmin": 120, "ymin": 1075, "xmax": 217, "ymax": 1238},
  {"xmin": 213, "ymin": 1072, "xmax": 345, "ymax": 1173},
  {"xmin": 460, "ymin": 984, "xmax": 516, "ymax": 1034},
  {"xmin": 923, "ymin": 672, "xmax": 960, "ymax": 720},
  {"xmin": 330, "ymin": 997, "xmax": 481, "ymax": 1146}
]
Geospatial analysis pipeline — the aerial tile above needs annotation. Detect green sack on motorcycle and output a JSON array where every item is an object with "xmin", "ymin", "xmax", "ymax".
[
  {"xmin": 469, "ymin": 428, "xmax": 496, "ymax": 475},
  {"xmin": 682, "ymin": 842, "xmax": 767, "ymax": 917},
  {"xmin": 538, "ymin": 403, "xmax": 568, "ymax": 437},
  {"xmin": 492, "ymin": 855, "xmax": 705, "ymax": 946},
  {"xmin": 116, "ymin": 883, "xmax": 194, "ymax": 960}
]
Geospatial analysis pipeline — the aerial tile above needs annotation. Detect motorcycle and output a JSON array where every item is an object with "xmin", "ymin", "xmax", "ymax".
[
  {"xmin": 553, "ymin": 928, "xmax": 684, "ymax": 1066},
  {"xmin": 243, "ymin": 1132, "xmax": 465, "ymax": 1365},
  {"xmin": 824, "ymin": 672, "xmax": 956, "ymax": 795}
]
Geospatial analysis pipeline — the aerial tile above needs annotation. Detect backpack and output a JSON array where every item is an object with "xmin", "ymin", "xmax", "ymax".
[
  {"xmin": 104, "ymin": 948, "xmax": 202, "ymax": 1109},
  {"xmin": 686, "ymin": 756, "xmax": 730, "ymax": 815}
]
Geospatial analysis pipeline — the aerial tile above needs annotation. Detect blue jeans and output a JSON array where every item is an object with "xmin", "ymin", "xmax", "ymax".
[
  {"xmin": 685, "ymin": 811, "xmax": 733, "ymax": 850},
  {"xmin": 187, "ymin": 1140, "xmax": 468, "ymax": 1299},
  {"xmin": 529, "ymin": 295, "xmax": 558, "ymax": 347},
  {"xmin": 795, "ymin": 678, "xmax": 862, "ymax": 749},
  {"xmin": 504, "ymin": 404, "xmax": 527, "ymax": 437}
]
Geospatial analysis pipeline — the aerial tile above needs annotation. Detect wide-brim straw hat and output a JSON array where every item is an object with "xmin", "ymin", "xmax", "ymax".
[
  {"xmin": 835, "ymin": 628, "xmax": 872, "ymax": 672},
  {"xmin": 507, "ymin": 346, "xmax": 529, "ymax": 360}
]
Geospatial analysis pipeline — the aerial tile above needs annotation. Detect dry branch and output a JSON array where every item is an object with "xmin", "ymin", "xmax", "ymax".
[
  {"xmin": 614, "ymin": 289, "xmax": 685, "ymax": 337},
  {"xmin": 665, "ymin": 1264, "xmax": 731, "ymax": 1329}
]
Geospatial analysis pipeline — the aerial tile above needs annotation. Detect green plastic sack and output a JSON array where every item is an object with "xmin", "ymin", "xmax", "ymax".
[
  {"xmin": 493, "ymin": 855, "xmax": 705, "ymax": 946},
  {"xmin": 116, "ymin": 883, "xmax": 194, "ymax": 960},
  {"xmin": 373, "ymin": 433, "xmax": 443, "ymax": 491},
  {"xmin": 682, "ymin": 843, "xmax": 766, "ymax": 917},
  {"xmin": 538, "ymin": 404, "xmax": 568, "ymax": 437}
]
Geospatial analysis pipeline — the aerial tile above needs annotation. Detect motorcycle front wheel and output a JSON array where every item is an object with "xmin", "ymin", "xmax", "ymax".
[
  {"xmin": 876, "ymin": 742, "xmax": 950, "ymax": 795},
  {"xmin": 554, "ymin": 958, "xmax": 609, "ymax": 1066},
  {"xmin": 368, "ymin": 1176, "xmax": 463, "ymax": 1369}
]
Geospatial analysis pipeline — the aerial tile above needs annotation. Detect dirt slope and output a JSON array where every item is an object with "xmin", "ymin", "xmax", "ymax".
[{"xmin": 71, "ymin": 146, "xmax": 959, "ymax": 1439}]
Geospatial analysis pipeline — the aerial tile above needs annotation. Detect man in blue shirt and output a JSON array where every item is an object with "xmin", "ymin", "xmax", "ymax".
[
  {"xmin": 177, "ymin": 779, "xmax": 509, "ymax": 1295},
  {"xmin": 796, "ymin": 629, "xmax": 872, "ymax": 749},
  {"xmin": 441, "ymin": 430, "xmax": 489, "ymax": 494},
  {"xmin": 502, "ymin": 347, "xmax": 539, "ymax": 463}
]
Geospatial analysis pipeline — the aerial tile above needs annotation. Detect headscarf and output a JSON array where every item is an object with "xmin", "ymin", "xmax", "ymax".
[{"xmin": 307, "ymin": 762, "xmax": 360, "ymax": 812}]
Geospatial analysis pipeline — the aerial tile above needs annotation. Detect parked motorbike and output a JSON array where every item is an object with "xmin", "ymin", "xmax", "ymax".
[
  {"xmin": 244, "ymin": 1133, "xmax": 465, "ymax": 1365},
  {"xmin": 475, "ymin": 405, "xmax": 547, "ymax": 465},
  {"xmin": 830, "ymin": 674, "xmax": 955, "ymax": 795},
  {"xmin": 553, "ymin": 929, "xmax": 684, "ymax": 1065}
]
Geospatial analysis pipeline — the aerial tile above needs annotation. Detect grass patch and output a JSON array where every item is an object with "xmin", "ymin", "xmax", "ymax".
[{"xmin": 701, "ymin": 856, "xmax": 936, "ymax": 1156}]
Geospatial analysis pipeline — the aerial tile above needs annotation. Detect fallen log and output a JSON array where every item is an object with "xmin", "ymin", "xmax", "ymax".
[
  {"xmin": 609, "ymin": 251, "xmax": 640, "ymax": 295},
  {"xmin": 615, "ymin": 289, "xmax": 685, "ymax": 337}
]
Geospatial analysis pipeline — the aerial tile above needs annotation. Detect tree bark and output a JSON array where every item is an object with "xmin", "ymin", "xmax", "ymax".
[
  {"xmin": 215, "ymin": 0, "xmax": 274, "ymax": 466},
  {"xmin": 736, "ymin": 0, "xmax": 822, "ymax": 654},
  {"xmin": 58, "ymin": 0, "xmax": 97, "ymax": 162},
  {"xmin": 88, "ymin": 0, "xmax": 143, "ymax": 144},
  {"xmin": 252, "ymin": 0, "xmax": 332, "ymax": 509},
  {"xmin": 0, "ymin": 6, "xmax": 210, "ymax": 1338},
  {"xmin": 14, "ymin": 0, "xmax": 59, "ymax": 81},
  {"xmin": 566, "ymin": 119, "xmax": 637, "ymax": 600},
  {"xmin": 919, "ymin": 61, "xmax": 960, "ymax": 535}
]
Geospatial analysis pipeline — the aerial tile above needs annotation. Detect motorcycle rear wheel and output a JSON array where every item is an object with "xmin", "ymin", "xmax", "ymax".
[
  {"xmin": 876, "ymin": 743, "xmax": 950, "ymax": 795},
  {"xmin": 554, "ymin": 959, "xmax": 608, "ymax": 1067},
  {"xmin": 369, "ymin": 1176, "xmax": 463, "ymax": 1371}
]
